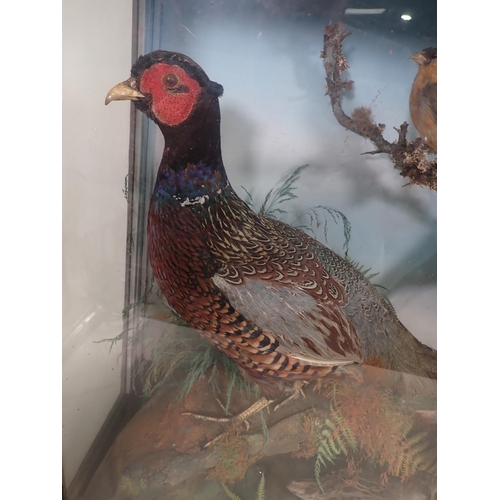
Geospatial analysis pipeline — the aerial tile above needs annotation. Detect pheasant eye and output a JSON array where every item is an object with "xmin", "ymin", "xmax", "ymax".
[{"xmin": 163, "ymin": 73, "xmax": 179, "ymax": 89}]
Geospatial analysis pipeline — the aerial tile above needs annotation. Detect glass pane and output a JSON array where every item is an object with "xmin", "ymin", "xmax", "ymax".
[{"xmin": 66, "ymin": 1, "xmax": 437, "ymax": 498}]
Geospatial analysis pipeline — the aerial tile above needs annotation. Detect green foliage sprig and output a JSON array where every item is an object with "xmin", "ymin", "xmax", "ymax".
[
  {"xmin": 221, "ymin": 472, "xmax": 266, "ymax": 500},
  {"xmin": 315, "ymin": 410, "xmax": 356, "ymax": 491},
  {"xmin": 134, "ymin": 332, "xmax": 255, "ymax": 401},
  {"xmin": 242, "ymin": 164, "xmax": 352, "ymax": 254}
]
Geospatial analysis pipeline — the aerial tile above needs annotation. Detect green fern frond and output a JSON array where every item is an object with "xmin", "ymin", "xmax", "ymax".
[
  {"xmin": 391, "ymin": 447, "xmax": 407, "ymax": 478},
  {"xmin": 404, "ymin": 430, "xmax": 436, "ymax": 476},
  {"xmin": 341, "ymin": 426, "xmax": 357, "ymax": 451},
  {"xmin": 319, "ymin": 436, "xmax": 337, "ymax": 460},
  {"xmin": 221, "ymin": 482, "xmax": 242, "ymax": 500},
  {"xmin": 221, "ymin": 473, "xmax": 266, "ymax": 500},
  {"xmin": 418, "ymin": 449, "xmax": 437, "ymax": 474},
  {"xmin": 401, "ymin": 452, "xmax": 414, "ymax": 477},
  {"xmin": 406, "ymin": 430, "xmax": 430, "ymax": 447},
  {"xmin": 314, "ymin": 457, "xmax": 325, "ymax": 493},
  {"xmin": 407, "ymin": 452, "xmax": 427, "ymax": 476},
  {"xmin": 396, "ymin": 416, "xmax": 415, "ymax": 438},
  {"xmin": 380, "ymin": 425, "xmax": 436, "ymax": 479},
  {"xmin": 315, "ymin": 410, "xmax": 357, "ymax": 490},
  {"xmin": 256, "ymin": 473, "xmax": 266, "ymax": 500},
  {"xmin": 409, "ymin": 438, "xmax": 432, "ymax": 457}
]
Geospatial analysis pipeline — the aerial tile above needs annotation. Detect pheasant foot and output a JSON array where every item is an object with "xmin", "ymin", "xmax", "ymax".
[
  {"xmin": 273, "ymin": 380, "xmax": 308, "ymax": 412},
  {"xmin": 182, "ymin": 396, "xmax": 275, "ymax": 448}
]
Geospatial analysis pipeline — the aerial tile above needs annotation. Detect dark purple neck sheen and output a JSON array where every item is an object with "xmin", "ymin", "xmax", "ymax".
[
  {"xmin": 151, "ymin": 93, "xmax": 229, "ymax": 206},
  {"xmin": 153, "ymin": 160, "xmax": 228, "ymax": 206}
]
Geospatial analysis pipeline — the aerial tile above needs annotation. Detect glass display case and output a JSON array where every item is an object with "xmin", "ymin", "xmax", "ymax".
[{"xmin": 63, "ymin": 1, "xmax": 438, "ymax": 498}]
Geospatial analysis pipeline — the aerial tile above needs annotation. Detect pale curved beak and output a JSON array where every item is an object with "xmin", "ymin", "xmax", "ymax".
[
  {"xmin": 409, "ymin": 52, "xmax": 426, "ymax": 65},
  {"xmin": 105, "ymin": 77, "xmax": 145, "ymax": 105}
]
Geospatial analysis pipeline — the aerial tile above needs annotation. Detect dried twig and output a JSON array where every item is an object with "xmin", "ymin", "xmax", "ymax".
[{"xmin": 322, "ymin": 23, "xmax": 437, "ymax": 190}]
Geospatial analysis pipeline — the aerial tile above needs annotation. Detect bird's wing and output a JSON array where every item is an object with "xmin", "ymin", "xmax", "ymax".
[
  {"xmin": 212, "ymin": 273, "xmax": 362, "ymax": 366},
  {"xmin": 205, "ymin": 197, "xmax": 364, "ymax": 366},
  {"xmin": 422, "ymin": 82, "xmax": 437, "ymax": 122}
]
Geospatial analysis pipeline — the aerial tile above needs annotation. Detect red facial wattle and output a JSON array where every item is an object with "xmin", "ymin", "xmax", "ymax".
[{"xmin": 139, "ymin": 62, "xmax": 201, "ymax": 126}]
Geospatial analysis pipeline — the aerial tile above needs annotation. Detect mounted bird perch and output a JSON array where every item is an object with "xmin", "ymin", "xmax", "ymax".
[{"xmin": 322, "ymin": 23, "xmax": 437, "ymax": 190}]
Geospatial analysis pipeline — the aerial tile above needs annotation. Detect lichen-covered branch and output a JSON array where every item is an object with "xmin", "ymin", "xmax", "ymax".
[{"xmin": 322, "ymin": 23, "xmax": 437, "ymax": 190}]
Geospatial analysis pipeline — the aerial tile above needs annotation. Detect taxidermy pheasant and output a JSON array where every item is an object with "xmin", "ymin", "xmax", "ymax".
[{"xmin": 106, "ymin": 50, "xmax": 436, "ymax": 396}]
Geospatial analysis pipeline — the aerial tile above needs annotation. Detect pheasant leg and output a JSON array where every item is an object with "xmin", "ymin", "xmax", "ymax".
[
  {"xmin": 182, "ymin": 396, "xmax": 275, "ymax": 448},
  {"xmin": 273, "ymin": 380, "xmax": 308, "ymax": 412}
]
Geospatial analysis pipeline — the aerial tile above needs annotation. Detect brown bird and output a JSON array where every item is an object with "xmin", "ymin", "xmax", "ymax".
[
  {"xmin": 409, "ymin": 47, "xmax": 437, "ymax": 152},
  {"xmin": 105, "ymin": 51, "xmax": 436, "ymax": 399}
]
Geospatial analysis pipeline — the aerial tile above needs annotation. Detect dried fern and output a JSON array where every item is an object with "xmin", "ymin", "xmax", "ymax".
[
  {"xmin": 396, "ymin": 429, "xmax": 437, "ymax": 478},
  {"xmin": 313, "ymin": 381, "xmax": 436, "ymax": 487}
]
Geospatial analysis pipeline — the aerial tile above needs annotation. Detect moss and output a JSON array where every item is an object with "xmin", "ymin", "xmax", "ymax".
[
  {"xmin": 293, "ymin": 409, "xmax": 324, "ymax": 459},
  {"xmin": 207, "ymin": 431, "xmax": 260, "ymax": 484}
]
